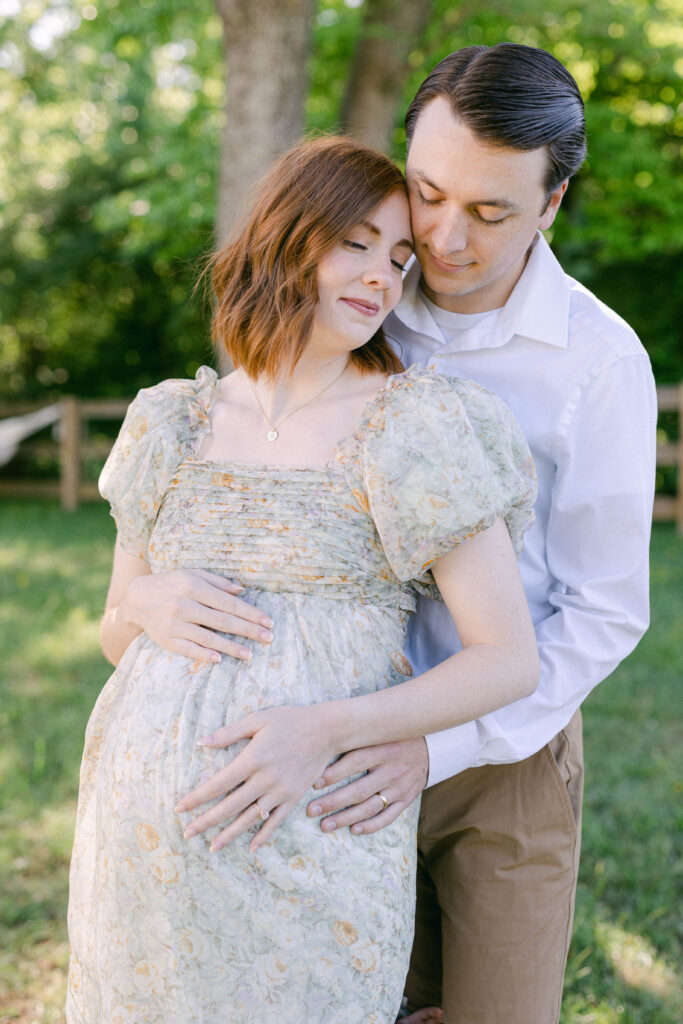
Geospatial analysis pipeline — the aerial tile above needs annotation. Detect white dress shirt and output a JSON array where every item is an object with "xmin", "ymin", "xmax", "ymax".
[{"xmin": 383, "ymin": 233, "xmax": 657, "ymax": 787}]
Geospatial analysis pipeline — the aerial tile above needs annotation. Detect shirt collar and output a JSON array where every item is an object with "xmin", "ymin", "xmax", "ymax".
[{"xmin": 393, "ymin": 233, "xmax": 570, "ymax": 350}]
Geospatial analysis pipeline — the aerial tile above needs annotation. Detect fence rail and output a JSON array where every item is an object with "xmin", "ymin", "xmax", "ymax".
[
  {"xmin": 1, "ymin": 386, "xmax": 682, "ymax": 531},
  {"xmin": 0, "ymin": 396, "xmax": 129, "ymax": 511}
]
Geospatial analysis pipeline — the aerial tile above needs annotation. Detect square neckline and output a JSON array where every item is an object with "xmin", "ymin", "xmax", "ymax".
[{"xmin": 188, "ymin": 367, "xmax": 410, "ymax": 476}]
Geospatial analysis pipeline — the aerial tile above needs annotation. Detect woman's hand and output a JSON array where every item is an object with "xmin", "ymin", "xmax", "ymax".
[
  {"xmin": 122, "ymin": 568, "xmax": 274, "ymax": 662},
  {"xmin": 100, "ymin": 537, "xmax": 275, "ymax": 666},
  {"xmin": 175, "ymin": 704, "xmax": 339, "ymax": 853}
]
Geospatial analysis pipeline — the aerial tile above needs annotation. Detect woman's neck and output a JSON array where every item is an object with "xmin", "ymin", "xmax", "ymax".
[{"xmin": 244, "ymin": 352, "xmax": 351, "ymax": 423}]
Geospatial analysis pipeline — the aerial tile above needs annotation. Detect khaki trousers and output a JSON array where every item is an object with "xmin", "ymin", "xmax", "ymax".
[{"xmin": 405, "ymin": 710, "xmax": 584, "ymax": 1024}]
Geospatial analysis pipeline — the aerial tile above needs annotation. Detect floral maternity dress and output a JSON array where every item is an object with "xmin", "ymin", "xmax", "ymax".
[{"xmin": 66, "ymin": 365, "xmax": 535, "ymax": 1024}]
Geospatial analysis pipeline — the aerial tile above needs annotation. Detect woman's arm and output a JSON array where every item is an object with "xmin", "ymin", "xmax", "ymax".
[
  {"xmin": 176, "ymin": 517, "xmax": 539, "ymax": 850},
  {"xmin": 320, "ymin": 517, "xmax": 538, "ymax": 749},
  {"xmin": 101, "ymin": 536, "xmax": 273, "ymax": 666},
  {"xmin": 100, "ymin": 540, "xmax": 152, "ymax": 665}
]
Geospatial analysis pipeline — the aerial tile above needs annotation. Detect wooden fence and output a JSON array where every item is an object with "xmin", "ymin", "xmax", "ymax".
[
  {"xmin": 0, "ymin": 397, "xmax": 129, "ymax": 510},
  {"xmin": 653, "ymin": 383, "xmax": 683, "ymax": 530},
  {"xmin": 1, "ymin": 386, "xmax": 682, "ymax": 531}
]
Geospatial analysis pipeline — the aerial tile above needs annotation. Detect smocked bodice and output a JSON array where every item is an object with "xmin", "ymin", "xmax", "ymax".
[{"xmin": 150, "ymin": 457, "xmax": 417, "ymax": 612}]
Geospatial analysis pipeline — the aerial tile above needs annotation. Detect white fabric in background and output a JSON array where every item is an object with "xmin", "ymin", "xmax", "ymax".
[{"xmin": 0, "ymin": 404, "xmax": 62, "ymax": 465}]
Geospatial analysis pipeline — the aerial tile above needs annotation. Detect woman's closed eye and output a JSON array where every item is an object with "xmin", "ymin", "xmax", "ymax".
[{"xmin": 343, "ymin": 239, "xmax": 407, "ymax": 272}]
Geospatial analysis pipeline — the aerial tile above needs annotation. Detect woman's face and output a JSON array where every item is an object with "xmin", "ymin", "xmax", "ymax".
[{"xmin": 310, "ymin": 190, "xmax": 413, "ymax": 358}]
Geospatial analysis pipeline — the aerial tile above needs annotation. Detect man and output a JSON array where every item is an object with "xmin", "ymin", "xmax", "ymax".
[
  {"xmin": 120, "ymin": 44, "xmax": 656, "ymax": 1023},
  {"xmin": 308, "ymin": 44, "xmax": 656, "ymax": 1023}
]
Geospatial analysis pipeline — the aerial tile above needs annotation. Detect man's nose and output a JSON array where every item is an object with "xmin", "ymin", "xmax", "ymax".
[{"xmin": 430, "ymin": 207, "xmax": 468, "ymax": 255}]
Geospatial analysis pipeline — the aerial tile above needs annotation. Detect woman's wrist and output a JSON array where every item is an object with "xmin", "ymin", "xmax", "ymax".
[
  {"xmin": 118, "ymin": 576, "xmax": 143, "ymax": 629},
  {"xmin": 314, "ymin": 695, "xmax": 372, "ymax": 756}
]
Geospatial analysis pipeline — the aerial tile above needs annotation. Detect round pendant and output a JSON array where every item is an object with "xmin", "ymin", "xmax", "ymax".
[{"xmin": 266, "ymin": 428, "xmax": 279, "ymax": 442}]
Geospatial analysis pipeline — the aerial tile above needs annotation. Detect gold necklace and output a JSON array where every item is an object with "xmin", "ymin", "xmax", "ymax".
[{"xmin": 248, "ymin": 361, "xmax": 350, "ymax": 442}]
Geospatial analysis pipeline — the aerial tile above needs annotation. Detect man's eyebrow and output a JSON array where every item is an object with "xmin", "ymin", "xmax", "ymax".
[
  {"xmin": 412, "ymin": 172, "xmax": 519, "ymax": 211},
  {"xmin": 470, "ymin": 198, "xmax": 519, "ymax": 211},
  {"xmin": 358, "ymin": 220, "xmax": 413, "ymax": 250},
  {"xmin": 412, "ymin": 171, "xmax": 445, "ymax": 193}
]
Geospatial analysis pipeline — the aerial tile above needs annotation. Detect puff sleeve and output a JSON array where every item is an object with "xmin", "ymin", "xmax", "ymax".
[
  {"xmin": 98, "ymin": 366, "xmax": 217, "ymax": 558},
  {"xmin": 341, "ymin": 368, "xmax": 536, "ymax": 587}
]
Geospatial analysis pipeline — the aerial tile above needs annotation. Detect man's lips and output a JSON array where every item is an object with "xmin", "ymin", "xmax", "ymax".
[
  {"xmin": 340, "ymin": 297, "xmax": 381, "ymax": 316},
  {"xmin": 428, "ymin": 252, "xmax": 474, "ymax": 274}
]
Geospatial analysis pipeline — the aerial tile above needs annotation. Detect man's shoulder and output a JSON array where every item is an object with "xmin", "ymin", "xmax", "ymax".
[{"xmin": 565, "ymin": 273, "xmax": 646, "ymax": 363}]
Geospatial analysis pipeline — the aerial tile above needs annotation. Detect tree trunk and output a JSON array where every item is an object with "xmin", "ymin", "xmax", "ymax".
[
  {"xmin": 213, "ymin": 0, "xmax": 314, "ymax": 244},
  {"xmin": 341, "ymin": 0, "xmax": 435, "ymax": 153}
]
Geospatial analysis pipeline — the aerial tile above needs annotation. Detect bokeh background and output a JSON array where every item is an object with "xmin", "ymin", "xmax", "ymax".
[{"xmin": 2, "ymin": 0, "xmax": 682, "ymax": 405}]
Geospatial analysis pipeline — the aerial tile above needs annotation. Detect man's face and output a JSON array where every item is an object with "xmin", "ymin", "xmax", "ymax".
[{"xmin": 406, "ymin": 97, "xmax": 567, "ymax": 314}]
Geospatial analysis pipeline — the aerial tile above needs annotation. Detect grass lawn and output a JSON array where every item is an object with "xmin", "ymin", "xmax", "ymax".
[{"xmin": 0, "ymin": 501, "xmax": 681, "ymax": 1023}]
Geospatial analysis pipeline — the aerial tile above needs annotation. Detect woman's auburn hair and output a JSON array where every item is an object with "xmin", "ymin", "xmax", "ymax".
[{"xmin": 210, "ymin": 135, "xmax": 407, "ymax": 380}]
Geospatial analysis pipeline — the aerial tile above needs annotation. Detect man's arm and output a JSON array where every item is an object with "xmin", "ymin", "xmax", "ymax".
[{"xmin": 309, "ymin": 352, "xmax": 657, "ymax": 829}]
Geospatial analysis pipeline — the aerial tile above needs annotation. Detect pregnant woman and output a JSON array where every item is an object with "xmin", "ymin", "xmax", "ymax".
[{"xmin": 66, "ymin": 136, "xmax": 539, "ymax": 1024}]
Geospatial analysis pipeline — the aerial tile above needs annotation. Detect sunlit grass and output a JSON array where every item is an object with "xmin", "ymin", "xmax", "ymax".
[
  {"xmin": 0, "ymin": 501, "xmax": 112, "ymax": 1023},
  {"xmin": 0, "ymin": 502, "xmax": 681, "ymax": 1023}
]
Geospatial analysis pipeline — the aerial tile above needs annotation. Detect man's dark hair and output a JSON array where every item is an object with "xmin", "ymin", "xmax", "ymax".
[{"xmin": 405, "ymin": 43, "xmax": 587, "ymax": 195}]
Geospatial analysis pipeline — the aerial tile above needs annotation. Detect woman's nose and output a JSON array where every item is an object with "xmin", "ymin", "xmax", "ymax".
[{"xmin": 362, "ymin": 257, "xmax": 393, "ymax": 290}]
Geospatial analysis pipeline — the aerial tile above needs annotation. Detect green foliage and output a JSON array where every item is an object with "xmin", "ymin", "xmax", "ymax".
[
  {"xmin": 0, "ymin": 0, "xmax": 222, "ymax": 398},
  {"xmin": 1, "ymin": 0, "xmax": 682, "ymax": 404}
]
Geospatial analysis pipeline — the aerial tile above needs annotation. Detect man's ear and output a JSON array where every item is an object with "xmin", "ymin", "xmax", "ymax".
[{"xmin": 539, "ymin": 180, "xmax": 568, "ymax": 231}]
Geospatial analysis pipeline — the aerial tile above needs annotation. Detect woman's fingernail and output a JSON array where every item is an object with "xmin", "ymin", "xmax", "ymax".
[
  {"xmin": 210, "ymin": 653, "xmax": 221, "ymax": 662},
  {"xmin": 261, "ymin": 617, "xmax": 273, "ymax": 629},
  {"xmin": 210, "ymin": 841, "xmax": 221, "ymax": 853},
  {"xmin": 183, "ymin": 826, "xmax": 196, "ymax": 839},
  {"xmin": 240, "ymin": 649, "xmax": 252, "ymax": 661},
  {"xmin": 309, "ymin": 803, "xmax": 322, "ymax": 816},
  {"xmin": 351, "ymin": 824, "xmax": 363, "ymax": 834},
  {"xmin": 260, "ymin": 630, "xmax": 273, "ymax": 643},
  {"xmin": 313, "ymin": 778, "xmax": 326, "ymax": 790},
  {"xmin": 197, "ymin": 735, "xmax": 213, "ymax": 746},
  {"xmin": 321, "ymin": 819, "xmax": 336, "ymax": 832},
  {"xmin": 174, "ymin": 803, "xmax": 186, "ymax": 813}
]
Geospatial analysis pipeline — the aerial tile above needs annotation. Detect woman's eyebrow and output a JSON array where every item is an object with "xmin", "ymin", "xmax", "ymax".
[{"xmin": 358, "ymin": 220, "xmax": 413, "ymax": 250}]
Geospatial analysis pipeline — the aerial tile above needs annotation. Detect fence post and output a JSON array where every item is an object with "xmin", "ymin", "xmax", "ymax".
[
  {"xmin": 59, "ymin": 397, "xmax": 80, "ymax": 510},
  {"xmin": 678, "ymin": 383, "xmax": 683, "ymax": 535}
]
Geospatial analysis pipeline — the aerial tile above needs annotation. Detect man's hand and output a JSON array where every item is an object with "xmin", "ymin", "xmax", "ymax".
[
  {"xmin": 306, "ymin": 737, "xmax": 429, "ymax": 834},
  {"xmin": 395, "ymin": 1003, "xmax": 444, "ymax": 1019},
  {"xmin": 397, "ymin": 1008, "xmax": 443, "ymax": 1023},
  {"xmin": 123, "ymin": 568, "xmax": 274, "ymax": 662}
]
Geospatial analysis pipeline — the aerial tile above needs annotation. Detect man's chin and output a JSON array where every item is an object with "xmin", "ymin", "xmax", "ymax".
[{"xmin": 419, "ymin": 270, "xmax": 480, "ymax": 307}]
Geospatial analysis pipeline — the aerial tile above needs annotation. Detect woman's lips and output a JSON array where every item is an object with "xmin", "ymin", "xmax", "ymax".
[{"xmin": 341, "ymin": 298, "xmax": 381, "ymax": 316}]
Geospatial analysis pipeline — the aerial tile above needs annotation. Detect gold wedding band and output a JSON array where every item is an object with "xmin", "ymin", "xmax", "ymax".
[
  {"xmin": 254, "ymin": 800, "xmax": 270, "ymax": 822},
  {"xmin": 377, "ymin": 792, "xmax": 388, "ymax": 810}
]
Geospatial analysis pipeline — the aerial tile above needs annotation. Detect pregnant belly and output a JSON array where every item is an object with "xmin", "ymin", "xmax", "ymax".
[{"xmin": 83, "ymin": 592, "xmax": 411, "ymax": 840}]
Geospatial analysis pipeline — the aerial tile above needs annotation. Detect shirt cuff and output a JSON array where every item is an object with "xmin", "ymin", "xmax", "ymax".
[{"xmin": 424, "ymin": 719, "xmax": 482, "ymax": 787}]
